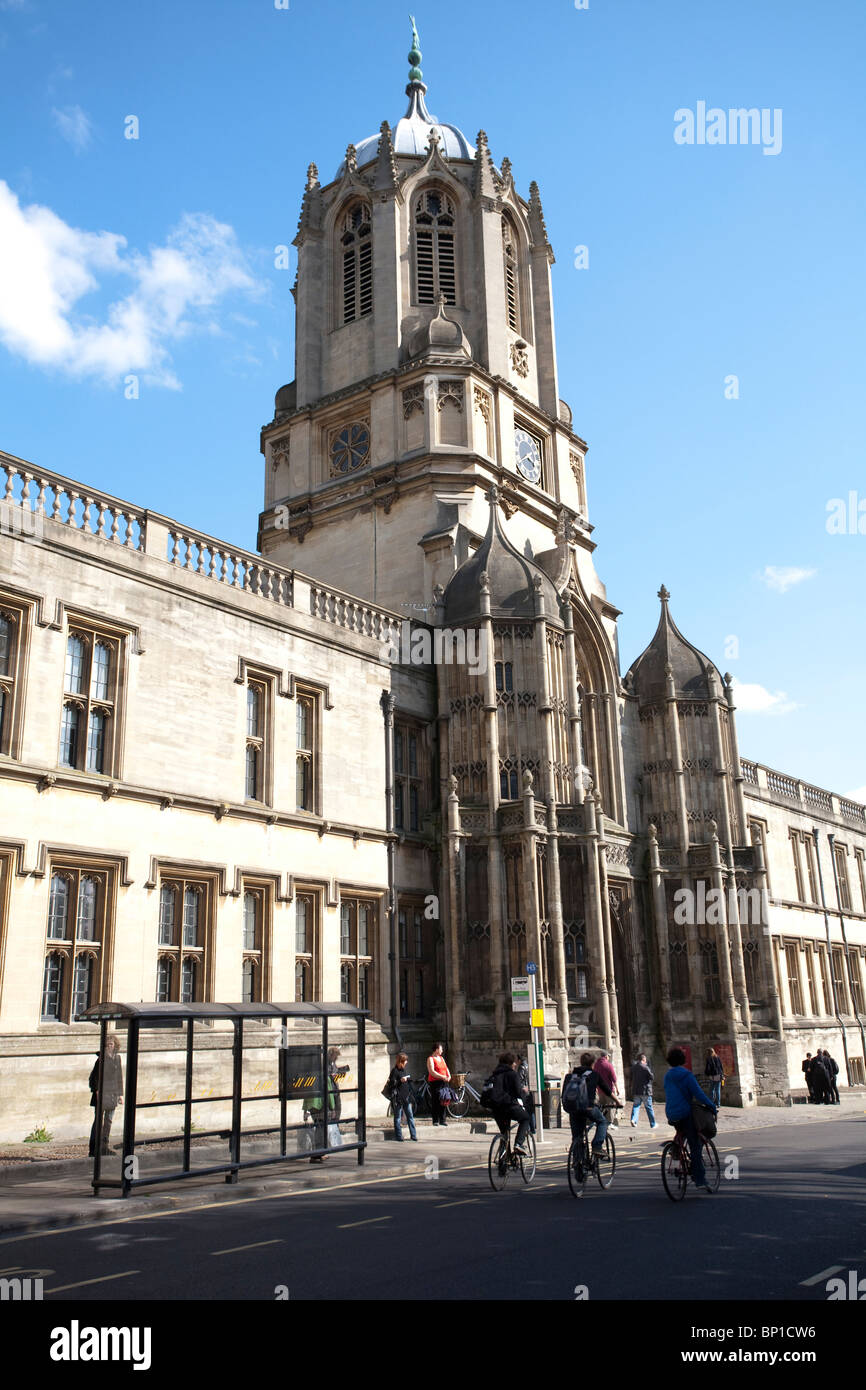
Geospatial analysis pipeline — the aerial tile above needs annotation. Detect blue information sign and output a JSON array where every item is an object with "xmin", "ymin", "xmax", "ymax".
[{"xmin": 526, "ymin": 961, "xmax": 537, "ymax": 974}]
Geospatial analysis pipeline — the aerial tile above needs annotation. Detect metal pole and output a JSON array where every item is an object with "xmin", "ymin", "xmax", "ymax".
[
  {"xmin": 280, "ymin": 1016, "xmax": 287, "ymax": 1158},
  {"xmin": 227, "ymin": 1017, "xmax": 243, "ymax": 1183},
  {"xmin": 322, "ymin": 1014, "xmax": 329, "ymax": 1156},
  {"xmin": 122, "ymin": 1020, "xmax": 139, "ymax": 1198},
  {"xmin": 92, "ymin": 1017, "xmax": 107, "ymax": 1195},
  {"xmin": 529, "ymin": 971, "xmax": 544, "ymax": 1145},
  {"xmin": 357, "ymin": 1013, "xmax": 366, "ymax": 1165},
  {"xmin": 183, "ymin": 1017, "xmax": 194, "ymax": 1172}
]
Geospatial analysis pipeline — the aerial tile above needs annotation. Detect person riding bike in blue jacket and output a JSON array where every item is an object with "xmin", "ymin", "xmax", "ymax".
[{"xmin": 663, "ymin": 1047, "xmax": 718, "ymax": 1194}]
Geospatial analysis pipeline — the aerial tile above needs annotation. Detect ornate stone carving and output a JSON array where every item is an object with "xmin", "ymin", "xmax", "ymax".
[
  {"xmin": 510, "ymin": 340, "xmax": 529, "ymax": 377},
  {"xmin": 437, "ymin": 379, "xmax": 464, "ymax": 412},
  {"xmin": 402, "ymin": 383, "xmax": 425, "ymax": 419},
  {"xmin": 473, "ymin": 386, "xmax": 491, "ymax": 422},
  {"xmin": 270, "ymin": 435, "xmax": 290, "ymax": 472}
]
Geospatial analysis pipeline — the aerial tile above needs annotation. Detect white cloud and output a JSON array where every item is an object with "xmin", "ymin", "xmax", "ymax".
[
  {"xmin": 846, "ymin": 786, "xmax": 866, "ymax": 807},
  {"xmin": 0, "ymin": 182, "xmax": 259, "ymax": 388},
  {"xmin": 729, "ymin": 680, "xmax": 798, "ymax": 716},
  {"xmin": 760, "ymin": 565, "xmax": 816, "ymax": 594},
  {"xmin": 52, "ymin": 104, "xmax": 93, "ymax": 152}
]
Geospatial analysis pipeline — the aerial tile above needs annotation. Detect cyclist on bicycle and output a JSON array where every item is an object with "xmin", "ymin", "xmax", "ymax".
[
  {"xmin": 490, "ymin": 1052, "xmax": 531, "ymax": 1156},
  {"xmin": 663, "ymin": 1047, "xmax": 718, "ymax": 1194},
  {"xmin": 563, "ymin": 1051, "xmax": 620, "ymax": 1157}
]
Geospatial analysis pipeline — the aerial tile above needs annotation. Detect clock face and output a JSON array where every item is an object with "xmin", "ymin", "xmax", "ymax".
[{"xmin": 514, "ymin": 427, "xmax": 542, "ymax": 484}]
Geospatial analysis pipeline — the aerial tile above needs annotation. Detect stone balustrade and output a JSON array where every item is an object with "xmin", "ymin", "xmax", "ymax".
[
  {"xmin": 306, "ymin": 580, "xmax": 401, "ymax": 647},
  {"xmin": 165, "ymin": 526, "xmax": 292, "ymax": 604},
  {"xmin": 1, "ymin": 453, "xmax": 144, "ymax": 550}
]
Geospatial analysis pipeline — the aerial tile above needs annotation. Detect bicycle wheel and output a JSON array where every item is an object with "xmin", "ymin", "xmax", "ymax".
[
  {"xmin": 449, "ymin": 1086, "xmax": 470, "ymax": 1120},
  {"xmin": 518, "ymin": 1132, "xmax": 537, "ymax": 1184},
  {"xmin": 595, "ymin": 1133, "xmax": 616, "ymax": 1189},
  {"xmin": 488, "ymin": 1133, "xmax": 509, "ymax": 1191},
  {"xmin": 703, "ymin": 1139, "xmax": 721, "ymax": 1192},
  {"xmin": 567, "ymin": 1138, "xmax": 590, "ymax": 1197},
  {"xmin": 661, "ymin": 1140, "xmax": 688, "ymax": 1202}
]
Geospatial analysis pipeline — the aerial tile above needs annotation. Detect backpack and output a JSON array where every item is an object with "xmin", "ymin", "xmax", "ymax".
[
  {"xmin": 491, "ymin": 1069, "xmax": 511, "ymax": 1107},
  {"xmin": 479, "ymin": 1075, "xmax": 496, "ymax": 1110},
  {"xmin": 562, "ymin": 1070, "xmax": 592, "ymax": 1115}
]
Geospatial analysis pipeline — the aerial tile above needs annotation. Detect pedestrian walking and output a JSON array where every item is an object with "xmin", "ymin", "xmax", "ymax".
[
  {"xmin": 387, "ymin": 1052, "xmax": 418, "ymax": 1141},
  {"xmin": 426, "ymin": 1042, "xmax": 451, "ymax": 1126},
  {"xmin": 704, "ymin": 1047, "xmax": 725, "ymax": 1108},
  {"xmin": 822, "ymin": 1050, "xmax": 840, "ymax": 1104},
  {"xmin": 629, "ymin": 1053, "xmax": 657, "ymax": 1129},
  {"xmin": 88, "ymin": 1033, "xmax": 123, "ymax": 1157},
  {"xmin": 593, "ymin": 1050, "xmax": 620, "ymax": 1128}
]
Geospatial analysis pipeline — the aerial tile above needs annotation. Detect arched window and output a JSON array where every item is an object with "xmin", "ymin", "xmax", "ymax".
[
  {"xmin": 48, "ymin": 873, "xmax": 69, "ymax": 939},
  {"xmin": 502, "ymin": 216, "xmax": 521, "ymax": 332},
  {"xmin": 158, "ymin": 885, "xmax": 176, "ymax": 945},
  {"xmin": 414, "ymin": 189, "xmax": 456, "ymax": 304},
  {"xmin": 72, "ymin": 953, "xmax": 94, "ymax": 1017},
  {"xmin": 156, "ymin": 956, "xmax": 172, "ymax": 1003},
  {"xmin": 41, "ymin": 952, "xmax": 64, "ymax": 1021},
  {"xmin": 340, "ymin": 201, "xmax": 372, "ymax": 324}
]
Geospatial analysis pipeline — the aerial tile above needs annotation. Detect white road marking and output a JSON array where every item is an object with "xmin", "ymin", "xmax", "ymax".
[
  {"xmin": 337, "ymin": 1215, "xmax": 392, "ymax": 1230},
  {"xmin": 800, "ymin": 1264, "xmax": 844, "ymax": 1286},
  {"xmin": 211, "ymin": 1239, "xmax": 283, "ymax": 1256}
]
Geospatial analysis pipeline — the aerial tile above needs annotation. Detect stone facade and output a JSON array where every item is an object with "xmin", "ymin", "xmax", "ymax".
[{"xmin": 0, "ymin": 36, "xmax": 864, "ymax": 1139}]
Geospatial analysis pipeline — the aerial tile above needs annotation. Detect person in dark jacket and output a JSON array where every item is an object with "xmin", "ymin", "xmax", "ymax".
[
  {"xmin": 88, "ymin": 1033, "xmax": 123, "ymax": 1157},
  {"xmin": 802, "ymin": 1053, "xmax": 815, "ymax": 1103},
  {"xmin": 629, "ymin": 1054, "xmax": 657, "ymax": 1129},
  {"xmin": 490, "ymin": 1053, "xmax": 530, "ymax": 1155},
  {"xmin": 704, "ymin": 1048, "xmax": 725, "ymax": 1108},
  {"xmin": 387, "ymin": 1052, "xmax": 418, "ymax": 1141},
  {"xmin": 517, "ymin": 1056, "xmax": 536, "ymax": 1135},
  {"xmin": 822, "ymin": 1050, "xmax": 840, "ymax": 1104},
  {"xmin": 807, "ymin": 1052, "xmax": 830, "ymax": 1105},
  {"xmin": 564, "ymin": 1051, "xmax": 619, "ymax": 1154}
]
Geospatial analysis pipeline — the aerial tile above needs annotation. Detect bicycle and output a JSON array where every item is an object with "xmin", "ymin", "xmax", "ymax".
[
  {"xmin": 448, "ymin": 1072, "xmax": 483, "ymax": 1120},
  {"xmin": 488, "ymin": 1123, "xmax": 537, "ymax": 1190},
  {"xmin": 387, "ymin": 1077, "xmax": 430, "ymax": 1122},
  {"xmin": 567, "ymin": 1116, "xmax": 616, "ymax": 1197},
  {"xmin": 660, "ymin": 1125, "xmax": 721, "ymax": 1201}
]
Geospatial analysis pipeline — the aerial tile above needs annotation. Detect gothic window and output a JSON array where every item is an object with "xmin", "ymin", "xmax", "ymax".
[
  {"xmin": 502, "ymin": 215, "xmax": 521, "ymax": 332},
  {"xmin": 413, "ymin": 188, "xmax": 456, "ymax": 304},
  {"xmin": 564, "ymin": 922, "xmax": 588, "ymax": 1001},
  {"xmin": 339, "ymin": 898, "xmax": 375, "ymax": 1010},
  {"xmin": 855, "ymin": 849, "xmax": 866, "ymax": 913},
  {"xmin": 699, "ymin": 939, "xmax": 721, "ymax": 1004},
  {"xmin": 803, "ymin": 945, "xmax": 819, "ymax": 1013},
  {"xmin": 40, "ymin": 866, "xmax": 109, "ymax": 1022},
  {"xmin": 0, "ymin": 603, "xmax": 24, "ymax": 757},
  {"xmin": 245, "ymin": 679, "xmax": 268, "ymax": 803},
  {"xmin": 294, "ymin": 891, "xmax": 319, "ymax": 1002},
  {"xmin": 58, "ymin": 623, "xmax": 121, "ymax": 776},
  {"xmin": 394, "ymin": 723, "xmax": 424, "ymax": 833},
  {"xmin": 831, "ymin": 947, "xmax": 849, "ymax": 1012},
  {"xmin": 495, "ymin": 662, "xmax": 513, "ymax": 693},
  {"xmin": 834, "ymin": 844, "xmax": 852, "ymax": 912},
  {"xmin": 784, "ymin": 941, "xmax": 804, "ymax": 1015},
  {"xmin": 398, "ymin": 900, "xmax": 433, "ymax": 1019},
  {"xmin": 156, "ymin": 875, "xmax": 211, "ymax": 1004},
  {"xmin": 241, "ymin": 886, "xmax": 266, "ymax": 1003},
  {"xmin": 295, "ymin": 690, "xmax": 317, "ymax": 813},
  {"xmin": 340, "ymin": 201, "xmax": 372, "ymax": 324},
  {"xmin": 329, "ymin": 420, "xmax": 371, "ymax": 476},
  {"xmin": 743, "ymin": 937, "xmax": 762, "ymax": 1002}
]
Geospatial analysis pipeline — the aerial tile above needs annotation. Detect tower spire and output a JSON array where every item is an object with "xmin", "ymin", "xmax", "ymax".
[{"xmin": 408, "ymin": 15, "xmax": 423, "ymax": 86}]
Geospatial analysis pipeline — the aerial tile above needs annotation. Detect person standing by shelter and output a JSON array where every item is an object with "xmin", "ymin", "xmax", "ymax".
[
  {"xmin": 88, "ymin": 1033, "xmax": 123, "ymax": 1157},
  {"xmin": 704, "ymin": 1047, "xmax": 725, "ymax": 1108}
]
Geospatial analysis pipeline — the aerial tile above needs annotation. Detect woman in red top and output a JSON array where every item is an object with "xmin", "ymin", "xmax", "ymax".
[{"xmin": 427, "ymin": 1042, "xmax": 451, "ymax": 1126}]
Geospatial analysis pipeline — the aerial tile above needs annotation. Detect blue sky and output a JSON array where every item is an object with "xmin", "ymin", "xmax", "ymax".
[{"xmin": 0, "ymin": 0, "xmax": 864, "ymax": 798}]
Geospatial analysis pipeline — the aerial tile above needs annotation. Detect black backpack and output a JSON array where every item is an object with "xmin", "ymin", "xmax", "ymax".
[
  {"xmin": 491, "ymin": 1069, "xmax": 511, "ymax": 1106},
  {"xmin": 562, "ymin": 1070, "xmax": 592, "ymax": 1114}
]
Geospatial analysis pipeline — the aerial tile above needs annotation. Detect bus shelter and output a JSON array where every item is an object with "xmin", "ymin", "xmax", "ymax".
[{"xmin": 80, "ymin": 1001, "xmax": 367, "ymax": 1197}]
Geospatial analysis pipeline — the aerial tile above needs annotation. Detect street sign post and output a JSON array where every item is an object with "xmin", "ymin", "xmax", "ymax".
[{"xmin": 527, "ymin": 965, "xmax": 544, "ymax": 1145}]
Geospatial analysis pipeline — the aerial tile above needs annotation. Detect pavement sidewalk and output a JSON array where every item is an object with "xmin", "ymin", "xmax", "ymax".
[{"xmin": 0, "ymin": 1092, "xmax": 862, "ymax": 1240}]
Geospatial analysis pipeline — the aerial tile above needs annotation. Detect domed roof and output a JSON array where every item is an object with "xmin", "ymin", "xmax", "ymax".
[
  {"xmin": 442, "ymin": 488, "xmax": 562, "ymax": 626},
  {"xmin": 624, "ymin": 586, "xmax": 722, "ymax": 705},
  {"xmin": 335, "ymin": 23, "xmax": 474, "ymax": 178}
]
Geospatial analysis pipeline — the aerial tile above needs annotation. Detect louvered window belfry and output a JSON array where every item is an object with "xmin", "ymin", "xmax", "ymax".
[
  {"xmin": 502, "ymin": 216, "xmax": 520, "ymax": 332},
  {"xmin": 414, "ymin": 189, "xmax": 456, "ymax": 304},
  {"xmin": 341, "ymin": 202, "xmax": 373, "ymax": 324}
]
